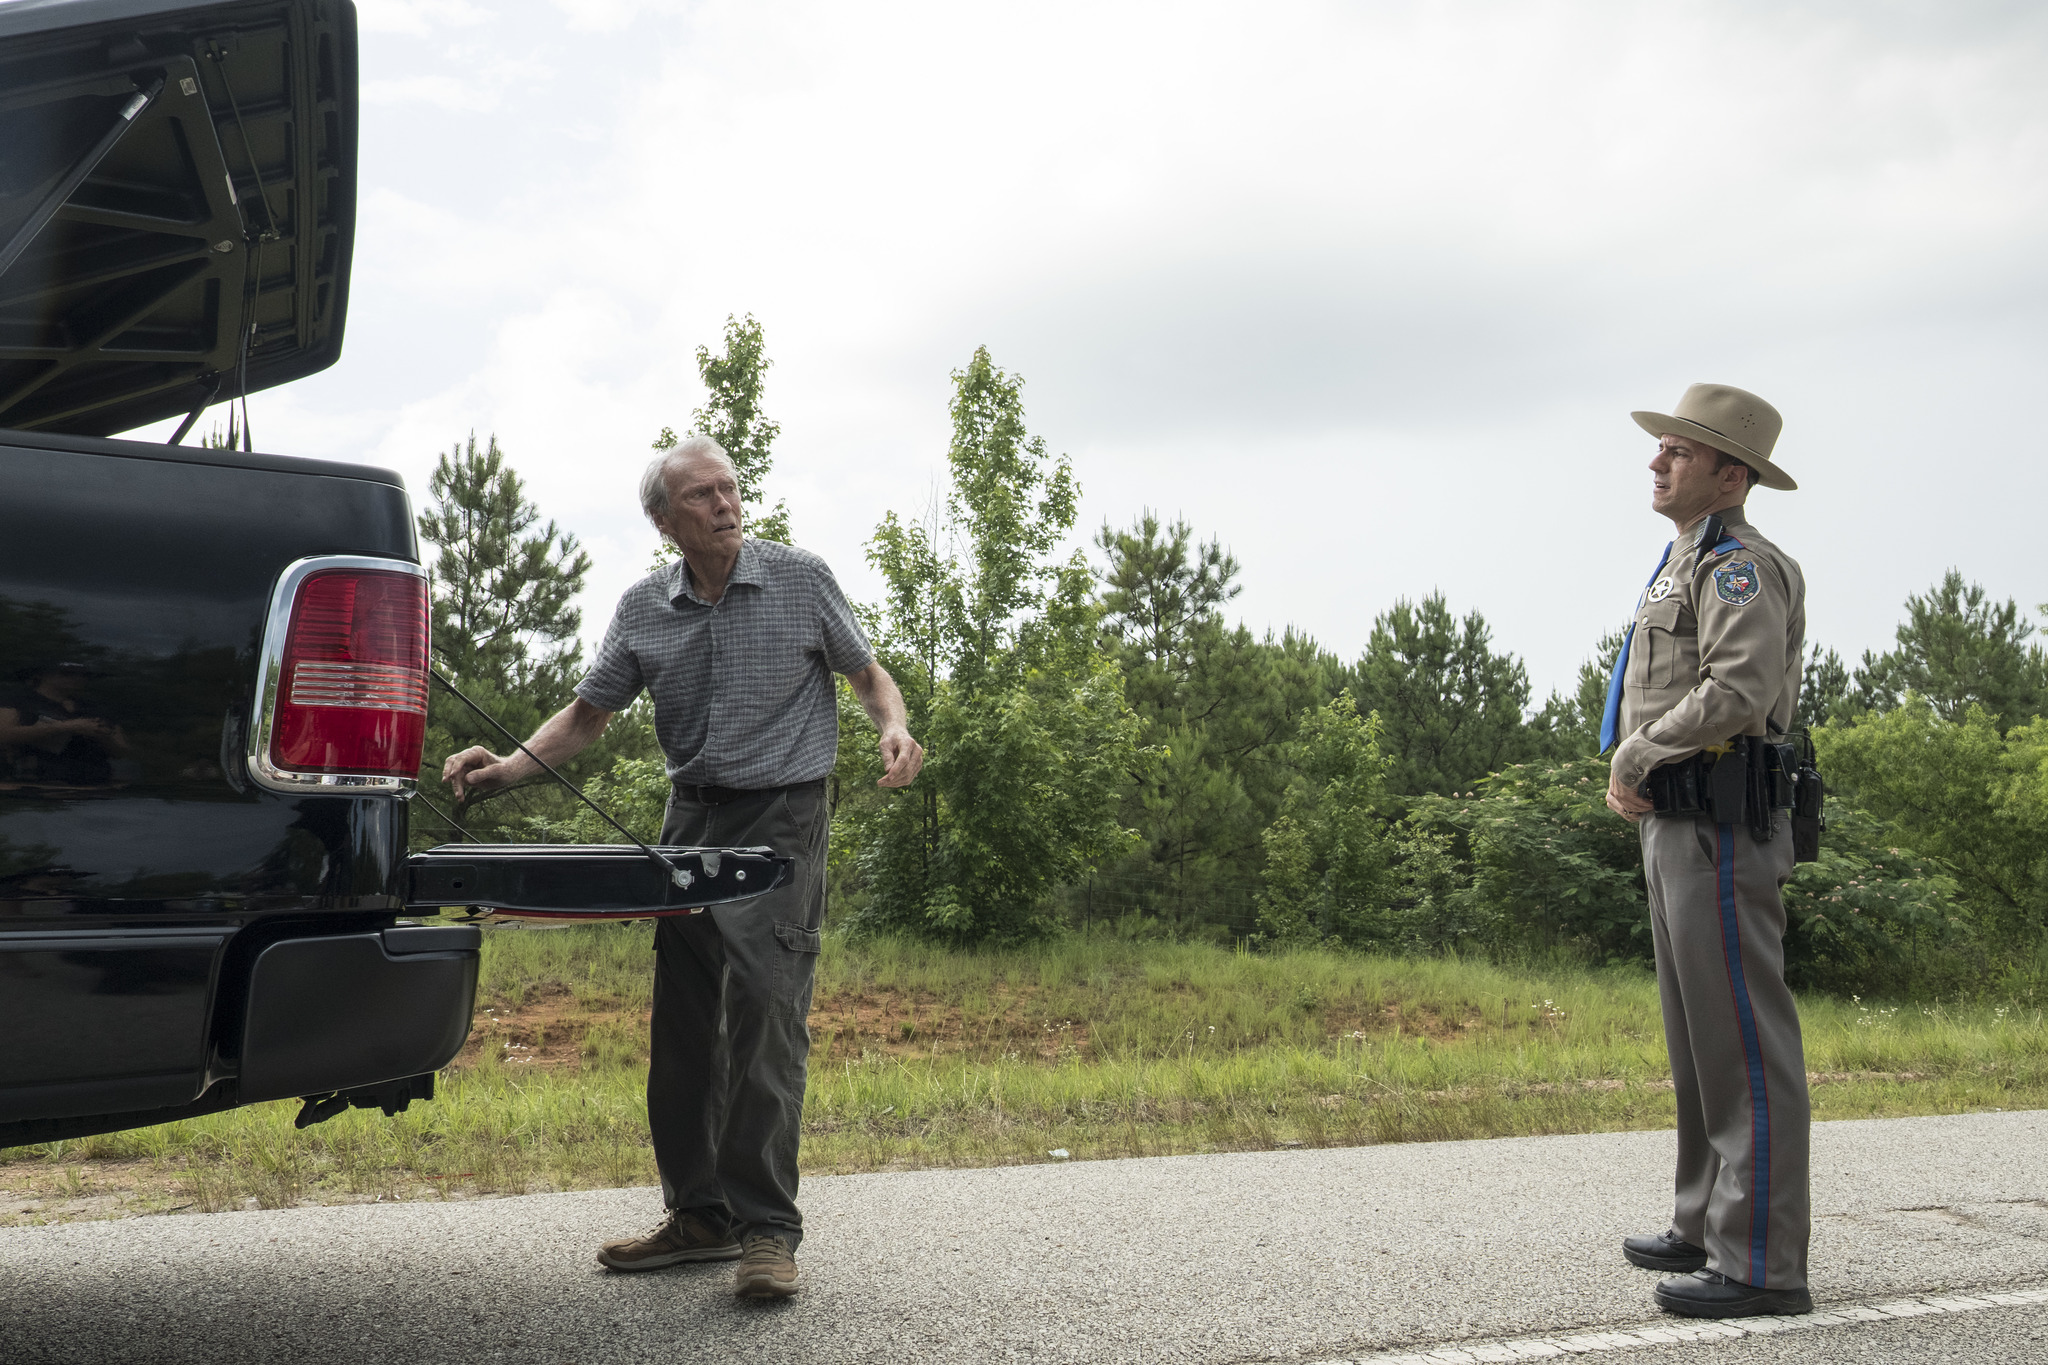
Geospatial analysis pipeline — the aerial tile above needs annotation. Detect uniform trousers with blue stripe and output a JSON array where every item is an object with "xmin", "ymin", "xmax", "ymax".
[{"xmin": 1640, "ymin": 812, "xmax": 1810, "ymax": 1291}]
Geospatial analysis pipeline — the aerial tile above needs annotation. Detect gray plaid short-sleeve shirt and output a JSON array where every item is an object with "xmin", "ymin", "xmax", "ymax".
[{"xmin": 575, "ymin": 539, "xmax": 874, "ymax": 788}]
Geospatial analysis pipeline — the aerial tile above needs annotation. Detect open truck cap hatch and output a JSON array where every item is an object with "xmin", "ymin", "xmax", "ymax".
[
  {"xmin": 2, "ymin": 6, "xmax": 806, "ymax": 928},
  {"xmin": 408, "ymin": 845, "xmax": 796, "ymax": 921},
  {"xmin": 0, "ymin": 0, "xmax": 356, "ymax": 435}
]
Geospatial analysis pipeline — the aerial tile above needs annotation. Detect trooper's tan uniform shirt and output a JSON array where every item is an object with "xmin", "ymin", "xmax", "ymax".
[{"xmin": 1612, "ymin": 510, "xmax": 1806, "ymax": 790}]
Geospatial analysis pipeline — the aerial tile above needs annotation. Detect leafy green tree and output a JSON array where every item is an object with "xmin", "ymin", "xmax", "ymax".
[
  {"xmin": 652, "ymin": 312, "xmax": 792, "ymax": 548},
  {"xmin": 1854, "ymin": 572, "xmax": 2048, "ymax": 731},
  {"xmin": 935, "ymin": 348, "xmax": 1078, "ymax": 688},
  {"xmin": 841, "ymin": 347, "xmax": 1142, "ymax": 942},
  {"xmin": 1404, "ymin": 756, "xmax": 1647, "ymax": 959},
  {"xmin": 1396, "ymin": 752, "xmax": 1967, "ymax": 984},
  {"xmin": 523, "ymin": 753, "xmax": 670, "ymax": 846},
  {"xmin": 1817, "ymin": 700, "xmax": 2048, "ymax": 941},
  {"xmin": 1184, "ymin": 624, "xmax": 1348, "ymax": 819},
  {"xmin": 1255, "ymin": 692, "xmax": 1399, "ymax": 946},
  {"xmin": 1131, "ymin": 723, "xmax": 1256, "ymax": 920},
  {"xmin": 1778, "ymin": 805, "xmax": 1970, "ymax": 996},
  {"xmin": 1352, "ymin": 593, "xmax": 1538, "ymax": 796}
]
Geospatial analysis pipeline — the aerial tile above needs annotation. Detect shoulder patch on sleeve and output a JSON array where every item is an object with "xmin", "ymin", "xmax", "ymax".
[{"xmin": 1714, "ymin": 560, "xmax": 1761, "ymax": 605}]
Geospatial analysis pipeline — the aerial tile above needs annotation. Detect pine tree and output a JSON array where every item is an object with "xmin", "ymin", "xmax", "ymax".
[
  {"xmin": 1352, "ymin": 593, "xmax": 1538, "ymax": 796},
  {"xmin": 1096, "ymin": 511, "xmax": 1241, "ymax": 703},
  {"xmin": 1797, "ymin": 645, "xmax": 1855, "ymax": 731},
  {"xmin": 1854, "ymin": 571, "xmax": 2048, "ymax": 731},
  {"xmin": 1092, "ymin": 512, "xmax": 1344, "ymax": 930},
  {"xmin": 414, "ymin": 433, "xmax": 595, "ymax": 840},
  {"xmin": 1527, "ymin": 629, "xmax": 1626, "ymax": 759},
  {"xmin": 419, "ymin": 433, "xmax": 590, "ymax": 698}
]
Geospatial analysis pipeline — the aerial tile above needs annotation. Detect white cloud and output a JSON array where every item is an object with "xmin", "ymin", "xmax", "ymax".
[
  {"xmin": 360, "ymin": 46, "xmax": 554, "ymax": 112},
  {"xmin": 545, "ymin": 0, "xmax": 692, "ymax": 34},
  {"xmin": 140, "ymin": 0, "xmax": 2048, "ymax": 698},
  {"xmin": 354, "ymin": 0, "xmax": 494, "ymax": 38}
]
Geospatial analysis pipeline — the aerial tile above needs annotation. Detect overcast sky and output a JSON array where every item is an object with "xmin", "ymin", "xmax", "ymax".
[{"xmin": 130, "ymin": 0, "xmax": 2048, "ymax": 700}]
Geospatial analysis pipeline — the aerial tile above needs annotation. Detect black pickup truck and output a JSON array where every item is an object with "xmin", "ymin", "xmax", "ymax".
[{"xmin": 0, "ymin": 0, "xmax": 783, "ymax": 1149}]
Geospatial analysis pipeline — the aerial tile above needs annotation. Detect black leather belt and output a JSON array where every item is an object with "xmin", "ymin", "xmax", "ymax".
[
  {"xmin": 1640, "ymin": 736, "xmax": 1801, "ymax": 843},
  {"xmin": 671, "ymin": 778, "xmax": 824, "ymax": 806}
]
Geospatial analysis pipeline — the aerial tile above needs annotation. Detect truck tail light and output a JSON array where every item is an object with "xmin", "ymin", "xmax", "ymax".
[{"xmin": 268, "ymin": 568, "xmax": 430, "ymax": 778}]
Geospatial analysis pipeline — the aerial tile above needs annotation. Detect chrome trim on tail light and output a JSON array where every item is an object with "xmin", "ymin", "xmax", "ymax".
[{"xmin": 248, "ymin": 555, "xmax": 429, "ymax": 795}]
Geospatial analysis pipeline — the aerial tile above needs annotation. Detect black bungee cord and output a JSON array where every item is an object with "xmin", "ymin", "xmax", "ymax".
[{"xmin": 428, "ymin": 665, "xmax": 692, "ymax": 890}]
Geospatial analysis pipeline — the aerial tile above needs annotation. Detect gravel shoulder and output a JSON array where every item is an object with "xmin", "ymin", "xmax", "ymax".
[{"xmin": 2, "ymin": 1111, "xmax": 2044, "ymax": 1365}]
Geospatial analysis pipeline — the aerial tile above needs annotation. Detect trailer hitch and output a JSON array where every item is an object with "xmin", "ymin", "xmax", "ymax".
[{"xmin": 294, "ymin": 1072, "xmax": 436, "ymax": 1129}]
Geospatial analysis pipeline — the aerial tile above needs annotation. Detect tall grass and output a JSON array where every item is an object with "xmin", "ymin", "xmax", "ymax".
[{"xmin": 5, "ymin": 926, "xmax": 2045, "ymax": 1220}]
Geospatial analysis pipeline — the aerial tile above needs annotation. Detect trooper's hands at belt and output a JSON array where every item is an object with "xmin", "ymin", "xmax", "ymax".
[
  {"xmin": 1606, "ymin": 766, "xmax": 1654, "ymax": 822},
  {"xmin": 877, "ymin": 725, "xmax": 925, "ymax": 788}
]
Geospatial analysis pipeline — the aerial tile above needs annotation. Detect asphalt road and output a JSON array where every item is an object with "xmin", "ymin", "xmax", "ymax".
[{"xmin": 2, "ymin": 1111, "xmax": 2044, "ymax": 1365}]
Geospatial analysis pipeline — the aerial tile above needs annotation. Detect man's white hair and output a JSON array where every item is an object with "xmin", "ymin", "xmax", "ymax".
[{"xmin": 640, "ymin": 435, "xmax": 736, "ymax": 526}]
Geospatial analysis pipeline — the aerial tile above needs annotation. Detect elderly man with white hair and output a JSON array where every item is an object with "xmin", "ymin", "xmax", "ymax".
[{"xmin": 443, "ymin": 435, "xmax": 923, "ymax": 1298}]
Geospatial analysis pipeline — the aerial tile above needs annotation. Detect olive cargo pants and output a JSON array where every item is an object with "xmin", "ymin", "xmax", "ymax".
[
  {"xmin": 648, "ymin": 780, "xmax": 828, "ymax": 1251},
  {"xmin": 1640, "ymin": 812, "xmax": 1810, "ymax": 1291}
]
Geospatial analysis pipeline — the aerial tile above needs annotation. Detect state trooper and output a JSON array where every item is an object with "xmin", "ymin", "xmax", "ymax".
[{"xmin": 1600, "ymin": 384, "xmax": 1812, "ymax": 1319}]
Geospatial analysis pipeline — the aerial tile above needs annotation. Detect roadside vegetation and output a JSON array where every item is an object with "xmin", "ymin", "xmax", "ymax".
[
  {"xmin": 10, "ymin": 323, "xmax": 2042, "ymax": 1225},
  {"xmin": 433, "ymin": 323, "xmax": 2048, "ymax": 995},
  {"xmin": 6, "ymin": 927, "xmax": 2047, "ymax": 1224}
]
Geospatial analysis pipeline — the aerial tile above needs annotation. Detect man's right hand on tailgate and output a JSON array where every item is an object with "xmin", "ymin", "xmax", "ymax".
[{"xmin": 442, "ymin": 746, "xmax": 510, "ymax": 802}]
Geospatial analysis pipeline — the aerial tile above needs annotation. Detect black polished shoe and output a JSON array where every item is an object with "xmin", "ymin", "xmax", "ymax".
[
  {"xmin": 1622, "ymin": 1229, "xmax": 1708, "ymax": 1273},
  {"xmin": 1655, "ymin": 1270, "xmax": 1813, "ymax": 1319}
]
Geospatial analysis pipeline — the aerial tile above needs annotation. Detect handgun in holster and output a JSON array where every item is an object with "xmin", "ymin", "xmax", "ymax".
[{"xmin": 1638, "ymin": 730, "xmax": 1824, "ymax": 862}]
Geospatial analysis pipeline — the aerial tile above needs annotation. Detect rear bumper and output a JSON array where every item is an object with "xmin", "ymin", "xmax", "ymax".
[
  {"xmin": 0, "ymin": 924, "xmax": 478, "ymax": 1142},
  {"xmin": 238, "ymin": 925, "xmax": 478, "ymax": 1104}
]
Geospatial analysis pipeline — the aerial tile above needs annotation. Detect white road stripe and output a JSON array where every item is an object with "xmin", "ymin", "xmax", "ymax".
[{"xmin": 1309, "ymin": 1282, "xmax": 2048, "ymax": 1363}]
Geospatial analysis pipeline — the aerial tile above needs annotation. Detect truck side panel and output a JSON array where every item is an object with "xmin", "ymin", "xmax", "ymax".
[{"xmin": 0, "ymin": 440, "xmax": 421, "ymax": 1123}]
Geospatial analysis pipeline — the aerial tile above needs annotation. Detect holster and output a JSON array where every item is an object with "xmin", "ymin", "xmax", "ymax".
[
  {"xmin": 1789, "ymin": 732, "xmax": 1825, "ymax": 863},
  {"xmin": 1639, "ymin": 733, "xmax": 1818, "ymax": 861}
]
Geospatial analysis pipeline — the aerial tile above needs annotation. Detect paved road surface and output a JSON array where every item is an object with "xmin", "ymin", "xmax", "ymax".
[{"xmin": 3, "ymin": 1111, "xmax": 2044, "ymax": 1364}]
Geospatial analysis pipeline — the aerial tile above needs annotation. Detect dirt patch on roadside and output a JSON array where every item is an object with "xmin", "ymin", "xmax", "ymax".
[
  {"xmin": 452, "ymin": 984, "xmax": 1512, "ymax": 1071},
  {"xmin": 809, "ymin": 985, "xmax": 1095, "ymax": 1061}
]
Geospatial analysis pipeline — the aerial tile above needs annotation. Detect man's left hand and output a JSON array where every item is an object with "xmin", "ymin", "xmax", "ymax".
[
  {"xmin": 1606, "ymin": 766, "xmax": 1653, "ymax": 822},
  {"xmin": 878, "ymin": 726, "xmax": 924, "ymax": 788}
]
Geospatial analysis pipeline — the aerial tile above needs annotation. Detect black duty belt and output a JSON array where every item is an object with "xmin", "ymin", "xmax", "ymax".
[
  {"xmin": 671, "ymin": 778, "xmax": 825, "ymax": 806},
  {"xmin": 1639, "ymin": 733, "xmax": 1824, "ymax": 861}
]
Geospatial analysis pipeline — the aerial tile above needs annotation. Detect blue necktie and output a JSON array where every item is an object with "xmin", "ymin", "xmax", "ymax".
[{"xmin": 1599, "ymin": 542, "xmax": 1672, "ymax": 753}]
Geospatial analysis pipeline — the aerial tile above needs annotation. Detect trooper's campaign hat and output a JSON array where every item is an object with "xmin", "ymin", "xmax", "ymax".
[{"xmin": 1632, "ymin": 383, "xmax": 1796, "ymax": 491}]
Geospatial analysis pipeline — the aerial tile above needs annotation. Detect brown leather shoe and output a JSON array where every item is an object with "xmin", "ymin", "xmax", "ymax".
[
  {"xmin": 596, "ymin": 1210, "xmax": 741, "ymax": 1271},
  {"xmin": 733, "ymin": 1234, "xmax": 800, "ymax": 1298}
]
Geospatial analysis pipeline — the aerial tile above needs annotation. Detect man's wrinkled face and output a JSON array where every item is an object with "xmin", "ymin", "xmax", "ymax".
[
  {"xmin": 655, "ymin": 456, "xmax": 743, "ymax": 560},
  {"xmin": 1648, "ymin": 434, "xmax": 1745, "ymax": 524}
]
